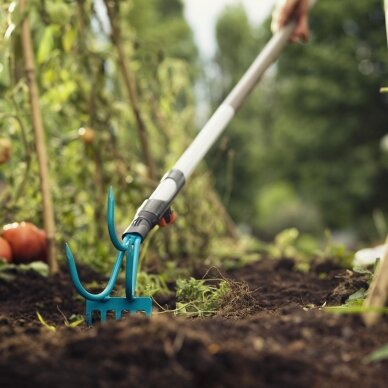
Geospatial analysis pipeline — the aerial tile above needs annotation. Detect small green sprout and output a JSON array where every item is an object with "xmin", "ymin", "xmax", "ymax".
[
  {"xmin": 36, "ymin": 312, "xmax": 56, "ymax": 332},
  {"xmin": 364, "ymin": 343, "xmax": 388, "ymax": 363},
  {"xmin": 57, "ymin": 307, "xmax": 84, "ymax": 327},
  {"xmin": 324, "ymin": 288, "xmax": 388, "ymax": 315}
]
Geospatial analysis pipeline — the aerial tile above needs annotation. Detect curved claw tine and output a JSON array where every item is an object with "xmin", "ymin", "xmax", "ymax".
[
  {"xmin": 65, "ymin": 243, "xmax": 125, "ymax": 301},
  {"xmin": 125, "ymin": 235, "xmax": 142, "ymax": 300},
  {"xmin": 107, "ymin": 187, "xmax": 127, "ymax": 251}
]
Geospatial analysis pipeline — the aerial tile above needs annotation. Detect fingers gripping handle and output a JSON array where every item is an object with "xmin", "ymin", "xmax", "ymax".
[{"xmin": 123, "ymin": 169, "xmax": 185, "ymax": 240}]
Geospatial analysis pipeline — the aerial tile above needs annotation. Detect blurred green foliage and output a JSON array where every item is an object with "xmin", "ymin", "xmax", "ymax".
[
  {"xmin": 1, "ymin": 0, "xmax": 387, "ymax": 283},
  {"xmin": 210, "ymin": 0, "xmax": 388, "ymax": 241},
  {"xmin": 0, "ymin": 0, "xmax": 229, "ymax": 274}
]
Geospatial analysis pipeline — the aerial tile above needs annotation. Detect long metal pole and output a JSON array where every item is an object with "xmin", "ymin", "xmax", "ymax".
[
  {"xmin": 148, "ymin": 22, "xmax": 297, "ymax": 203},
  {"xmin": 124, "ymin": 0, "xmax": 317, "ymax": 240}
]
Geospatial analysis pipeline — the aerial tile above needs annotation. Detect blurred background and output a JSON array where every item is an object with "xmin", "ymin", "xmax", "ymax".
[
  {"xmin": 189, "ymin": 0, "xmax": 388, "ymax": 246},
  {"xmin": 0, "ymin": 0, "xmax": 387, "ymax": 270}
]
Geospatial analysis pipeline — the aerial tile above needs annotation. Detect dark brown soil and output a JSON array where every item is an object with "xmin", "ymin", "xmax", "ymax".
[{"xmin": 1, "ymin": 258, "xmax": 387, "ymax": 388}]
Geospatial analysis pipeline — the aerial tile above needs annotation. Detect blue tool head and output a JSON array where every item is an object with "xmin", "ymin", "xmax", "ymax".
[
  {"xmin": 85, "ymin": 297, "xmax": 152, "ymax": 325},
  {"xmin": 66, "ymin": 188, "xmax": 152, "ymax": 325}
]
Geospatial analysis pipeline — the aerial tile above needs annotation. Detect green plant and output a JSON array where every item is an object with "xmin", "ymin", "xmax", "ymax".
[
  {"xmin": 267, "ymin": 228, "xmax": 301, "ymax": 259},
  {"xmin": 0, "ymin": 0, "xmax": 232, "ymax": 276},
  {"xmin": 324, "ymin": 288, "xmax": 388, "ymax": 314},
  {"xmin": 0, "ymin": 260, "xmax": 49, "ymax": 281},
  {"xmin": 36, "ymin": 309, "xmax": 84, "ymax": 332},
  {"xmin": 264, "ymin": 228, "xmax": 321, "ymax": 269},
  {"xmin": 36, "ymin": 311, "xmax": 56, "ymax": 332},
  {"xmin": 175, "ymin": 277, "xmax": 231, "ymax": 317},
  {"xmin": 316, "ymin": 230, "xmax": 354, "ymax": 268},
  {"xmin": 56, "ymin": 307, "xmax": 84, "ymax": 328},
  {"xmin": 136, "ymin": 271, "xmax": 171, "ymax": 297},
  {"xmin": 207, "ymin": 235, "xmax": 263, "ymax": 270},
  {"xmin": 270, "ymin": 229, "xmax": 354, "ymax": 267}
]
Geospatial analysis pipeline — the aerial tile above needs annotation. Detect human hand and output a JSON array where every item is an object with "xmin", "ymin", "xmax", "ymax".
[
  {"xmin": 271, "ymin": 0, "xmax": 310, "ymax": 42},
  {"xmin": 158, "ymin": 208, "xmax": 176, "ymax": 228}
]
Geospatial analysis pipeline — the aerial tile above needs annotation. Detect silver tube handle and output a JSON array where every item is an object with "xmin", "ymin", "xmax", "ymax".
[
  {"xmin": 224, "ymin": 21, "xmax": 296, "ymax": 111},
  {"xmin": 127, "ymin": 0, "xmax": 317, "ymax": 239},
  {"xmin": 226, "ymin": 0, "xmax": 317, "ymax": 110}
]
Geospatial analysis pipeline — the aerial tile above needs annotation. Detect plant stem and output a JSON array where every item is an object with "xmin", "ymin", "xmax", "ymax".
[
  {"xmin": 19, "ymin": 0, "xmax": 59, "ymax": 274},
  {"xmin": 104, "ymin": 0, "xmax": 156, "ymax": 180}
]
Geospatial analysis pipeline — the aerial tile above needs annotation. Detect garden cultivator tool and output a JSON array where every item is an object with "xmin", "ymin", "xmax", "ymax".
[
  {"xmin": 66, "ymin": 1, "xmax": 316, "ymax": 325},
  {"xmin": 66, "ymin": 189, "xmax": 152, "ymax": 325},
  {"xmin": 66, "ymin": 189, "xmax": 152, "ymax": 324}
]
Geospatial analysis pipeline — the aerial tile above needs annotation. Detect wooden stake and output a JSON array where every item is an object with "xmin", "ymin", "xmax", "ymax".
[
  {"xmin": 385, "ymin": 0, "xmax": 388, "ymax": 46},
  {"xmin": 19, "ymin": 0, "xmax": 59, "ymax": 274},
  {"xmin": 104, "ymin": 0, "xmax": 156, "ymax": 181},
  {"xmin": 362, "ymin": 235, "xmax": 388, "ymax": 326}
]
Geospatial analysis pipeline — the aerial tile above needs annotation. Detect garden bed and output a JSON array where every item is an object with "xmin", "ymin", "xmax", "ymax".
[{"xmin": 0, "ymin": 258, "xmax": 387, "ymax": 387}]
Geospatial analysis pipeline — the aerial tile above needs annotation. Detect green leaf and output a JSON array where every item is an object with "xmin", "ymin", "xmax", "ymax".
[
  {"xmin": 37, "ymin": 26, "xmax": 55, "ymax": 64},
  {"xmin": 0, "ymin": 261, "xmax": 49, "ymax": 277},
  {"xmin": 20, "ymin": 261, "xmax": 50, "ymax": 277},
  {"xmin": 364, "ymin": 344, "xmax": 388, "ymax": 363},
  {"xmin": 62, "ymin": 27, "xmax": 76, "ymax": 52},
  {"xmin": 45, "ymin": 2, "xmax": 72, "ymax": 24},
  {"xmin": 36, "ymin": 311, "xmax": 56, "ymax": 332},
  {"xmin": 346, "ymin": 288, "xmax": 366, "ymax": 302},
  {"xmin": 324, "ymin": 305, "xmax": 388, "ymax": 314}
]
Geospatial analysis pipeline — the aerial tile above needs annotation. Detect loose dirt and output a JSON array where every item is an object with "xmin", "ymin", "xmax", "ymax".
[{"xmin": 0, "ymin": 258, "xmax": 387, "ymax": 387}]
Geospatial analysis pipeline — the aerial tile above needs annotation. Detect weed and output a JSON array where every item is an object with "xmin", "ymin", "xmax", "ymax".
[
  {"xmin": 323, "ymin": 288, "xmax": 365, "ymax": 314},
  {"xmin": 173, "ymin": 268, "xmax": 257, "ymax": 319},
  {"xmin": 36, "ymin": 309, "xmax": 84, "ymax": 331},
  {"xmin": 175, "ymin": 277, "xmax": 231, "ymax": 317},
  {"xmin": 36, "ymin": 312, "xmax": 56, "ymax": 332},
  {"xmin": 207, "ymin": 235, "xmax": 263, "ymax": 270},
  {"xmin": 57, "ymin": 306, "xmax": 84, "ymax": 327},
  {"xmin": 316, "ymin": 230, "xmax": 354, "ymax": 268},
  {"xmin": 261, "ymin": 228, "xmax": 356, "ymax": 271},
  {"xmin": 268, "ymin": 228, "xmax": 301, "ymax": 259},
  {"xmin": 136, "ymin": 271, "xmax": 171, "ymax": 297}
]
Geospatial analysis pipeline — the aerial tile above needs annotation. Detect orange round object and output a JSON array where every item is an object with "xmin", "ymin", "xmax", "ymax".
[
  {"xmin": 1, "ymin": 222, "xmax": 47, "ymax": 263},
  {"xmin": 0, "ymin": 236, "xmax": 12, "ymax": 263},
  {"xmin": 78, "ymin": 127, "xmax": 96, "ymax": 145}
]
